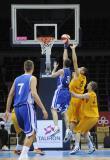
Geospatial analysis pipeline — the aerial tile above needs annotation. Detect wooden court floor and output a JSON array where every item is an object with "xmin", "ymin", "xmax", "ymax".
[{"xmin": 0, "ymin": 150, "xmax": 110, "ymax": 160}]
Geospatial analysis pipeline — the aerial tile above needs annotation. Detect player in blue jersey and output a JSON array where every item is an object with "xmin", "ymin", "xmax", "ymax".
[
  {"xmin": 5, "ymin": 60, "xmax": 48, "ymax": 160},
  {"xmin": 51, "ymin": 42, "xmax": 72, "ymax": 140}
]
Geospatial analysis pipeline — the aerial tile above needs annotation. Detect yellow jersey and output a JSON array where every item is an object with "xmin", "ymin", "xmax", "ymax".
[
  {"xmin": 82, "ymin": 91, "xmax": 99, "ymax": 118},
  {"xmin": 69, "ymin": 73, "xmax": 86, "ymax": 94}
]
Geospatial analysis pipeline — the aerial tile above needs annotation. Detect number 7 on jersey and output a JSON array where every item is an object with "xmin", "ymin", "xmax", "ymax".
[{"xmin": 18, "ymin": 83, "xmax": 24, "ymax": 95}]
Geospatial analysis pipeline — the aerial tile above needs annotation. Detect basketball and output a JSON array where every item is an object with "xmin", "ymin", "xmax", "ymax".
[{"xmin": 61, "ymin": 34, "xmax": 70, "ymax": 44}]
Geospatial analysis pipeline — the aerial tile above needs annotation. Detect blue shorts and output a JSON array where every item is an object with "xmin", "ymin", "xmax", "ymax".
[
  {"xmin": 51, "ymin": 88, "xmax": 71, "ymax": 113},
  {"xmin": 14, "ymin": 103, "xmax": 37, "ymax": 137}
]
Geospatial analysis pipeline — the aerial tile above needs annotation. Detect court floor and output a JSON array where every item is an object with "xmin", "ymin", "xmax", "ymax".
[{"xmin": 0, "ymin": 150, "xmax": 110, "ymax": 160}]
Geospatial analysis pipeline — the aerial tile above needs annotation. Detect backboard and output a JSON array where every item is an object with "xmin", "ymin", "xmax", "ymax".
[{"xmin": 11, "ymin": 4, "xmax": 80, "ymax": 46}]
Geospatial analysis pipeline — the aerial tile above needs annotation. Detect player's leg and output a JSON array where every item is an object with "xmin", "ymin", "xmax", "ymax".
[
  {"xmin": 82, "ymin": 117, "xmax": 98, "ymax": 154},
  {"xmin": 70, "ymin": 132, "xmax": 81, "ymax": 154},
  {"xmin": 51, "ymin": 108, "xmax": 60, "ymax": 135},
  {"xmin": 70, "ymin": 117, "xmax": 87, "ymax": 154},
  {"xmin": 17, "ymin": 132, "xmax": 25, "ymax": 154},
  {"xmin": 63, "ymin": 111, "xmax": 72, "ymax": 142},
  {"xmin": 33, "ymin": 133, "xmax": 45, "ymax": 155},
  {"xmin": 59, "ymin": 91, "xmax": 72, "ymax": 142},
  {"xmin": 23, "ymin": 133, "xmax": 35, "ymax": 148},
  {"xmin": 63, "ymin": 111, "xmax": 69, "ymax": 129},
  {"xmin": 15, "ymin": 104, "xmax": 37, "ymax": 160},
  {"xmin": 70, "ymin": 99, "xmax": 83, "ymax": 149},
  {"xmin": 51, "ymin": 89, "xmax": 61, "ymax": 135},
  {"xmin": 70, "ymin": 118, "xmax": 86, "ymax": 154},
  {"xmin": 71, "ymin": 117, "xmax": 98, "ymax": 154},
  {"xmin": 12, "ymin": 108, "xmax": 44, "ymax": 155},
  {"xmin": 69, "ymin": 122, "xmax": 76, "ymax": 149},
  {"xmin": 67, "ymin": 98, "xmax": 80, "ymax": 143},
  {"xmin": 51, "ymin": 108, "xmax": 58, "ymax": 127},
  {"xmin": 84, "ymin": 132, "xmax": 95, "ymax": 154}
]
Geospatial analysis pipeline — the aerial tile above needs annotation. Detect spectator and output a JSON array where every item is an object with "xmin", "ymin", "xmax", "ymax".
[{"xmin": 0, "ymin": 118, "xmax": 9, "ymax": 150}]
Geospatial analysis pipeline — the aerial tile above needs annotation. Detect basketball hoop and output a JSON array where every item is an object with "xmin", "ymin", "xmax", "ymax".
[{"xmin": 38, "ymin": 36, "xmax": 55, "ymax": 77}]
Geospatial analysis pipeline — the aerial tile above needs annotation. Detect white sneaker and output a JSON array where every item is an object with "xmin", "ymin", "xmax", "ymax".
[
  {"xmin": 18, "ymin": 153, "xmax": 29, "ymax": 160},
  {"xmin": 87, "ymin": 147, "xmax": 95, "ymax": 154},
  {"xmin": 87, "ymin": 140, "xmax": 95, "ymax": 154},
  {"xmin": 51, "ymin": 126, "xmax": 60, "ymax": 136},
  {"xmin": 64, "ymin": 129, "xmax": 72, "ymax": 143},
  {"xmin": 70, "ymin": 146, "xmax": 80, "ymax": 155},
  {"xmin": 2, "ymin": 146, "xmax": 9, "ymax": 151}
]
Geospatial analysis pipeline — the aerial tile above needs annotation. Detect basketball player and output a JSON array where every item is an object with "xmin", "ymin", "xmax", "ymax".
[
  {"xmin": 5, "ymin": 60, "xmax": 48, "ymax": 160},
  {"xmin": 70, "ymin": 81, "xmax": 99, "ymax": 154},
  {"xmin": 11, "ymin": 109, "xmax": 45, "ymax": 155},
  {"xmin": 67, "ymin": 44, "xmax": 88, "ymax": 143},
  {"xmin": 51, "ymin": 38, "xmax": 71, "ymax": 139}
]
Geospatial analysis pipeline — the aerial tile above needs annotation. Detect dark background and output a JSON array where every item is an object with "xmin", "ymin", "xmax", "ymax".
[
  {"xmin": 0, "ymin": 0, "xmax": 110, "ymax": 113},
  {"xmin": 0, "ymin": 0, "xmax": 110, "ymax": 50}
]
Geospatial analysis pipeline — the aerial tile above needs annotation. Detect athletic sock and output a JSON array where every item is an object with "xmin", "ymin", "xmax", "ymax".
[
  {"xmin": 21, "ymin": 146, "xmax": 29, "ymax": 155},
  {"xmin": 86, "ymin": 133, "xmax": 94, "ymax": 148},
  {"xmin": 16, "ymin": 144, "xmax": 22, "ymax": 150},
  {"xmin": 33, "ymin": 134, "xmax": 38, "ymax": 150},
  {"xmin": 33, "ymin": 142, "xmax": 38, "ymax": 150},
  {"xmin": 72, "ymin": 132, "xmax": 75, "ymax": 141},
  {"xmin": 74, "ymin": 133, "xmax": 80, "ymax": 148}
]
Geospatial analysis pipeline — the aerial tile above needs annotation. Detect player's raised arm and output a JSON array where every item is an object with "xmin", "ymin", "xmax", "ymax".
[
  {"xmin": 63, "ymin": 48, "xmax": 68, "ymax": 61},
  {"xmin": 30, "ymin": 76, "xmax": 48, "ymax": 119},
  {"xmin": 51, "ymin": 61, "xmax": 64, "ymax": 78},
  {"xmin": 61, "ymin": 34, "xmax": 70, "ymax": 61},
  {"xmin": 70, "ymin": 44, "xmax": 79, "ymax": 77}
]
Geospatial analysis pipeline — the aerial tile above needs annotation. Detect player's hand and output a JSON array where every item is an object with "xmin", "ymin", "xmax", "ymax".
[
  {"xmin": 53, "ymin": 61, "xmax": 59, "ymax": 69},
  {"xmin": 4, "ymin": 110, "xmax": 10, "ymax": 122},
  {"xmin": 70, "ymin": 44, "xmax": 77, "ymax": 50},
  {"xmin": 70, "ymin": 91, "xmax": 75, "ymax": 97},
  {"xmin": 42, "ymin": 110, "xmax": 48, "ymax": 119}
]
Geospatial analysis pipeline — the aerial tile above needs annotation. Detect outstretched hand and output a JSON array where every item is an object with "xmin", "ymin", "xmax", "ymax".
[
  {"xmin": 70, "ymin": 44, "xmax": 77, "ymax": 50},
  {"xmin": 43, "ymin": 110, "xmax": 48, "ymax": 119},
  {"xmin": 4, "ymin": 111, "xmax": 10, "ymax": 122}
]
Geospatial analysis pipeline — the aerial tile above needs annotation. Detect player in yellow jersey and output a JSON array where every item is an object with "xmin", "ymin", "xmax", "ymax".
[
  {"xmin": 65, "ymin": 44, "xmax": 88, "ymax": 143},
  {"xmin": 11, "ymin": 109, "xmax": 45, "ymax": 155},
  {"xmin": 70, "ymin": 81, "xmax": 99, "ymax": 154}
]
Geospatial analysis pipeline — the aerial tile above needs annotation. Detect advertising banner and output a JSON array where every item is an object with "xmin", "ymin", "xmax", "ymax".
[{"xmin": 37, "ymin": 120, "xmax": 63, "ymax": 148}]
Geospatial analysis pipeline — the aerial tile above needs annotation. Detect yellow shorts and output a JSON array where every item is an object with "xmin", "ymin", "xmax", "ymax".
[
  {"xmin": 11, "ymin": 109, "xmax": 22, "ymax": 134},
  {"xmin": 74, "ymin": 117, "xmax": 99, "ymax": 134},
  {"xmin": 67, "ymin": 97, "xmax": 82, "ymax": 123}
]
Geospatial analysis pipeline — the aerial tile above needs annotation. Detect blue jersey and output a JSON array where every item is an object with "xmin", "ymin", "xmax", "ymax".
[
  {"xmin": 57, "ymin": 68, "xmax": 71, "ymax": 89},
  {"xmin": 51, "ymin": 68, "xmax": 71, "ymax": 113},
  {"xmin": 14, "ymin": 74, "xmax": 34, "ymax": 107}
]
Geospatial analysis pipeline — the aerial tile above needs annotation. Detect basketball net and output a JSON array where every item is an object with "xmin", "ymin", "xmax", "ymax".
[{"xmin": 38, "ymin": 36, "xmax": 54, "ymax": 77}]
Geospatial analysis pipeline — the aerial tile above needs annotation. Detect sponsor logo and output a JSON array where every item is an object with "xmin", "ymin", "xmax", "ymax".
[
  {"xmin": 44, "ymin": 125, "xmax": 54, "ymax": 135},
  {"xmin": 98, "ymin": 116, "xmax": 109, "ymax": 125},
  {"xmin": 16, "ymin": 36, "xmax": 27, "ymax": 40}
]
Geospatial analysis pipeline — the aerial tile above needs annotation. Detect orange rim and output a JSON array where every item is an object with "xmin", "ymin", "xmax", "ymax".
[{"xmin": 37, "ymin": 36, "xmax": 54, "ymax": 44}]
